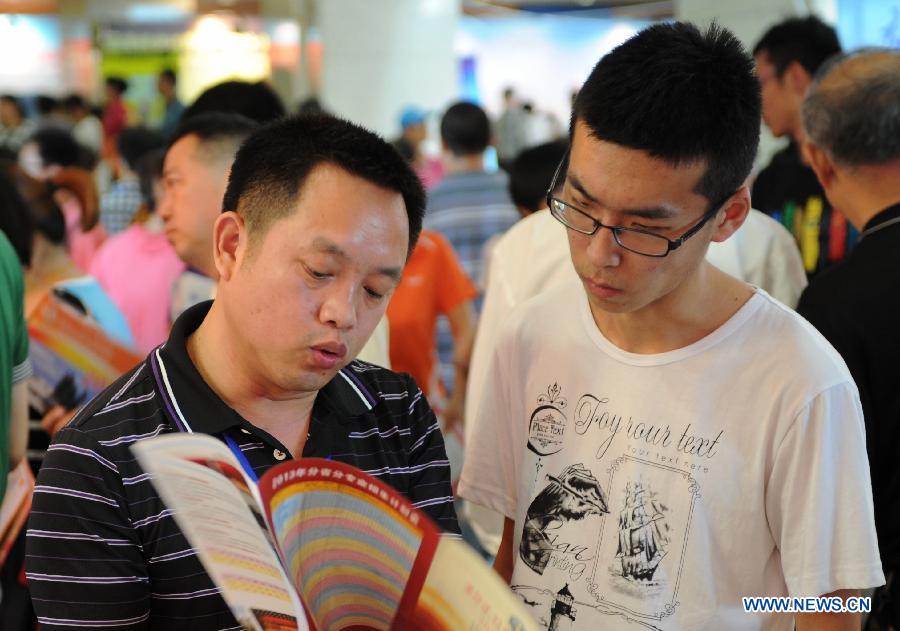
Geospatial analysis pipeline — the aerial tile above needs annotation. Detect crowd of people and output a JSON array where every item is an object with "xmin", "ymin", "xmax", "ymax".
[{"xmin": 0, "ymin": 13, "xmax": 897, "ymax": 631}]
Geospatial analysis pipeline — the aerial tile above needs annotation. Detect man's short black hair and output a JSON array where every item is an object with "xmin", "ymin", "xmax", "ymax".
[
  {"xmin": 572, "ymin": 21, "xmax": 761, "ymax": 206},
  {"xmin": 223, "ymin": 114, "xmax": 425, "ymax": 256},
  {"xmin": 509, "ymin": 140, "xmax": 568, "ymax": 214},
  {"xmin": 30, "ymin": 128, "xmax": 83, "ymax": 168},
  {"xmin": 441, "ymin": 101, "xmax": 491, "ymax": 156},
  {"xmin": 117, "ymin": 127, "xmax": 166, "ymax": 173},
  {"xmin": 159, "ymin": 68, "xmax": 176, "ymax": 84},
  {"xmin": 106, "ymin": 77, "xmax": 128, "ymax": 95},
  {"xmin": 168, "ymin": 112, "xmax": 257, "ymax": 167},
  {"xmin": 182, "ymin": 80, "xmax": 286, "ymax": 125},
  {"xmin": 753, "ymin": 16, "xmax": 841, "ymax": 77},
  {"xmin": 63, "ymin": 94, "xmax": 87, "ymax": 112}
]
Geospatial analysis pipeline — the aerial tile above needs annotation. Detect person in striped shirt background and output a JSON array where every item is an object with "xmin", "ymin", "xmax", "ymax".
[{"xmin": 25, "ymin": 114, "xmax": 460, "ymax": 630}]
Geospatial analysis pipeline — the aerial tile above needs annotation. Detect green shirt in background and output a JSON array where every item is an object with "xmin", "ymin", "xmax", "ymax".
[{"xmin": 0, "ymin": 231, "xmax": 31, "ymax": 499}]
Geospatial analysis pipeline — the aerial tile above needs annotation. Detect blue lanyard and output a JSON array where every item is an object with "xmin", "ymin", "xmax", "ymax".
[{"xmin": 222, "ymin": 433, "xmax": 259, "ymax": 484}]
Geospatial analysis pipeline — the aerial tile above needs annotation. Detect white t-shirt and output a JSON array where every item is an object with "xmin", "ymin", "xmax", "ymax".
[{"xmin": 458, "ymin": 282, "xmax": 883, "ymax": 630}]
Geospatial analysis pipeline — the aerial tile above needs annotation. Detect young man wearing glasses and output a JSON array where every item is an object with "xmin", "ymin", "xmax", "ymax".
[{"xmin": 458, "ymin": 22, "xmax": 883, "ymax": 631}]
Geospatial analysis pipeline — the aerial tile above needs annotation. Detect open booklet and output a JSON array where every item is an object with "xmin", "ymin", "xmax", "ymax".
[{"xmin": 132, "ymin": 433, "xmax": 537, "ymax": 631}]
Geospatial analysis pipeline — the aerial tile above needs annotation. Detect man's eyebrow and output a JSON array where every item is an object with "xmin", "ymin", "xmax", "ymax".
[
  {"xmin": 311, "ymin": 237, "xmax": 403, "ymax": 281},
  {"xmin": 567, "ymin": 173, "xmax": 599, "ymax": 205},
  {"xmin": 567, "ymin": 173, "xmax": 678, "ymax": 221}
]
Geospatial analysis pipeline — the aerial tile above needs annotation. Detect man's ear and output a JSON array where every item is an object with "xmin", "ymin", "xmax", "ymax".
[
  {"xmin": 784, "ymin": 60, "xmax": 813, "ymax": 96},
  {"xmin": 212, "ymin": 211, "xmax": 245, "ymax": 282},
  {"xmin": 803, "ymin": 141, "xmax": 836, "ymax": 190},
  {"xmin": 710, "ymin": 185, "xmax": 751, "ymax": 244}
]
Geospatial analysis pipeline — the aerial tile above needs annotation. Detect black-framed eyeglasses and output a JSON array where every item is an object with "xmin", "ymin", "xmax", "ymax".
[{"xmin": 545, "ymin": 153, "xmax": 735, "ymax": 258}]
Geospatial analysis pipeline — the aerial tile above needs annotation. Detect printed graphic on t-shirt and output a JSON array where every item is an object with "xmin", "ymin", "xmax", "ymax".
[{"xmin": 513, "ymin": 383, "xmax": 711, "ymax": 630}]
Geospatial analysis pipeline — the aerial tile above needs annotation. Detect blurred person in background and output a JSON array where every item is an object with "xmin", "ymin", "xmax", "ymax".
[
  {"xmin": 63, "ymin": 94, "xmax": 103, "ymax": 157},
  {"xmin": 157, "ymin": 68, "xmax": 185, "ymax": 138},
  {"xmin": 495, "ymin": 87, "xmax": 527, "ymax": 171},
  {"xmin": 752, "ymin": 16, "xmax": 845, "ymax": 277},
  {"xmin": 796, "ymin": 49, "xmax": 900, "ymax": 630},
  {"xmin": 102, "ymin": 77, "xmax": 128, "ymax": 150},
  {"xmin": 386, "ymin": 228, "xmax": 477, "ymax": 425},
  {"xmin": 18, "ymin": 127, "xmax": 104, "ymax": 271},
  {"xmin": 35, "ymin": 95, "xmax": 66, "ymax": 129},
  {"xmin": 181, "ymin": 79, "xmax": 286, "ymax": 124},
  {"xmin": 0, "ymin": 227, "xmax": 30, "ymax": 499},
  {"xmin": 92, "ymin": 146, "xmax": 185, "ymax": 354},
  {"xmin": 0, "ymin": 229, "xmax": 30, "ymax": 629},
  {"xmin": 424, "ymin": 101, "xmax": 519, "ymax": 391},
  {"xmin": 99, "ymin": 126, "xmax": 165, "ymax": 235},
  {"xmin": 0, "ymin": 96, "xmax": 36, "ymax": 154},
  {"xmin": 158, "ymin": 112, "xmax": 258, "ymax": 318},
  {"xmin": 392, "ymin": 106, "xmax": 444, "ymax": 189}
]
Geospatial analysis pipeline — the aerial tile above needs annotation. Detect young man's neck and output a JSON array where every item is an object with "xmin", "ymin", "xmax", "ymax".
[
  {"xmin": 589, "ymin": 262, "xmax": 753, "ymax": 354},
  {"xmin": 187, "ymin": 300, "xmax": 317, "ymax": 455}
]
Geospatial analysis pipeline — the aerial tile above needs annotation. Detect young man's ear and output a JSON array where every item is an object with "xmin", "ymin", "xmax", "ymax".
[
  {"xmin": 802, "ymin": 141, "xmax": 836, "ymax": 191},
  {"xmin": 710, "ymin": 185, "xmax": 751, "ymax": 244},
  {"xmin": 212, "ymin": 211, "xmax": 245, "ymax": 282},
  {"xmin": 784, "ymin": 60, "xmax": 813, "ymax": 96}
]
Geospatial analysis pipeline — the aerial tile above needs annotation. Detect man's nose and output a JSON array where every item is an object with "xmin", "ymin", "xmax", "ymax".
[
  {"xmin": 586, "ymin": 225, "xmax": 623, "ymax": 268},
  {"xmin": 318, "ymin": 282, "xmax": 358, "ymax": 330}
]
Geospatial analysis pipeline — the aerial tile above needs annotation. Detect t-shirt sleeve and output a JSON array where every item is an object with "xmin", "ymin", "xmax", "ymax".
[
  {"xmin": 766, "ymin": 381, "xmax": 885, "ymax": 597},
  {"xmin": 458, "ymin": 325, "xmax": 521, "ymax": 520},
  {"xmin": 432, "ymin": 233, "xmax": 478, "ymax": 315}
]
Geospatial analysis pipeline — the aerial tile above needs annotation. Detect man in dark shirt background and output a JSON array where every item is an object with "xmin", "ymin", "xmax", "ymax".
[
  {"xmin": 752, "ymin": 16, "xmax": 848, "ymax": 278},
  {"xmin": 797, "ymin": 49, "xmax": 900, "ymax": 630},
  {"xmin": 26, "ymin": 115, "xmax": 459, "ymax": 630}
]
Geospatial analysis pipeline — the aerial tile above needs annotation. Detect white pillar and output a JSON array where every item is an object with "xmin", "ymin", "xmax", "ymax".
[{"xmin": 317, "ymin": 0, "xmax": 461, "ymax": 138}]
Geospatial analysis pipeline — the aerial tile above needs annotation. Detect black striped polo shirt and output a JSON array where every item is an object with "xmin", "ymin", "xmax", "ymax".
[{"xmin": 26, "ymin": 300, "xmax": 459, "ymax": 630}]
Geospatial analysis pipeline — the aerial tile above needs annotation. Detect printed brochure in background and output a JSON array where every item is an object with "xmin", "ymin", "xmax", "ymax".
[
  {"xmin": 27, "ymin": 291, "xmax": 141, "ymax": 417},
  {"xmin": 133, "ymin": 433, "xmax": 537, "ymax": 631}
]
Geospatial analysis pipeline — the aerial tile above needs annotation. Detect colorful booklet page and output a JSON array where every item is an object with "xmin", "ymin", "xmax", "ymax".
[
  {"xmin": 134, "ymin": 433, "xmax": 538, "ymax": 631},
  {"xmin": 27, "ymin": 292, "xmax": 141, "ymax": 416}
]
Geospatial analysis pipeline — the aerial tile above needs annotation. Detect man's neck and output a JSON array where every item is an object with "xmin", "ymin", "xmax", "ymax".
[
  {"xmin": 589, "ymin": 262, "xmax": 753, "ymax": 354},
  {"xmin": 444, "ymin": 153, "xmax": 485, "ymax": 174},
  {"xmin": 839, "ymin": 164, "xmax": 900, "ymax": 231},
  {"xmin": 186, "ymin": 301, "xmax": 317, "ymax": 454}
]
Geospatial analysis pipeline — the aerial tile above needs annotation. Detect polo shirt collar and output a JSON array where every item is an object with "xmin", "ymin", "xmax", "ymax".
[
  {"xmin": 153, "ymin": 300, "xmax": 374, "ymax": 436},
  {"xmin": 862, "ymin": 201, "xmax": 900, "ymax": 234}
]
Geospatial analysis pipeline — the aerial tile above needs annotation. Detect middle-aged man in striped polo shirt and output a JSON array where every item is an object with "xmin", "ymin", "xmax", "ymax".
[{"xmin": 26, "ymin": 114, "xmax": 460, "ymax": 630}]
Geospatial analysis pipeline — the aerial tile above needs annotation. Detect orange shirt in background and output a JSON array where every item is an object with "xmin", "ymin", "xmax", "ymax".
[{"xmin": 387, "ymin": 230, "xmax": 477, "ymax": 396}]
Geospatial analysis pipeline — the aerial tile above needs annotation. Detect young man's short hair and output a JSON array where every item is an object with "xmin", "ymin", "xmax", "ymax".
[
  {"xmin": 117, "ymin": 127, "xmax": 166, "ymax": 173},
  {"xmin": 440, "ymin": 102, "xmax": 491, "ymax": 157},
  {"xmin": 222, "ymin": 114, "xmax": 425, "ymax": 256},
  {"xmin": 159, "ymin": 69, "xmax": 176, "ymax": 85},
  {"xmin": 509, "ymin": 140, "xmax": 568, "ymax": 213},
  {"xmin": 572, "ymin": 22, "xmax": 761, "ymax": 207},
  {"xmin": 182, "ymin": 80, "xmax": 286, "ymax": 125},
  {"xmin": 753, "ymin": 16, "xmax": 841, "ymax": 77},
  {"xmin": 168, "ymin": 112, "xmax": 258, "ymax": 168}
]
